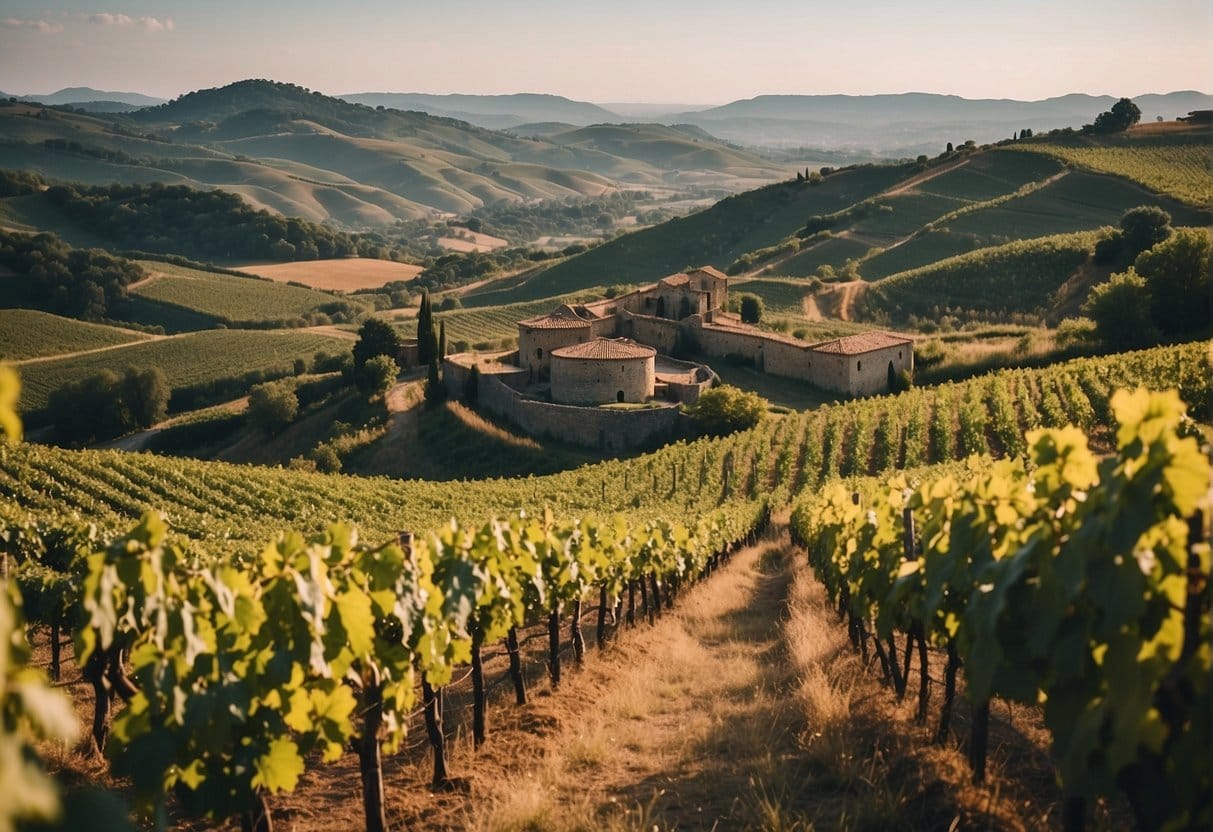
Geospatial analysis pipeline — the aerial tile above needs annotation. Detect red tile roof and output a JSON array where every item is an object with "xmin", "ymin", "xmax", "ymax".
[
  {"xmin": 551, "ymin": 338, "xmax": 656, "ymax": 361},
  {"xmin": 810, "ymin": 331, "xmax": 914, "ymax": 356}
]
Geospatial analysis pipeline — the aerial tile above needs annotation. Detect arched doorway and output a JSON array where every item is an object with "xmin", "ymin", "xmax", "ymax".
[
  {"xmin": 655, "ymin": 296, "xmax": 666, "ymax": 318},
  {"xmin": 617, "ymin": 390, "xmax": 625, "ymax": 403}
]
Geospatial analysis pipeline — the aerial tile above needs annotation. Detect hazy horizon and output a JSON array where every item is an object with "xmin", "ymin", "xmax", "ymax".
[{"xmin": 1, "ymin": 0, "xmax": 1209, "ymax": 104}]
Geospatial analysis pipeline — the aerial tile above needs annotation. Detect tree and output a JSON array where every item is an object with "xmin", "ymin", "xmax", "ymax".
[
  {"xmin": 1119, "ymin": 205, "xmax": 1172, "ymax": 258},
  {"xmin": 47, "ymin": 370, "xmax": 124, "ymax": 444},
  {"xmin": 352, "ymin": 318, "xmax": 400, "ymax": 371},
  {"xmin": 248, "ymin": 380, "xmax": 298, "ymax": 434},
  {"xmin": 425, "ymin": 360, "xmax": 444, "ymax": 406},
  {"xmin": 417, "ymin": 293, "xmax": 434, "ymax": 365},
  {"xmin": 1088, "ymin": 97, "xmax": 1141, "ymax": 133},
  {"xmin": 356, "ymin": 354, "xmax": 397, "ymax": 398},
  {"xmin": 1133, "ymin": 228, "xmax": 1212, "ymax": 335},
  {"xmin": 464, "ymin": 364, "xmax": 480, "ymax": 405},
  {"xmin": 686, "ymin": 386, "xmax": 767, "ymax": 437},
  {"xmin": 739, "ymin": 293, "xmax": 764, "ymax": 325},
  {"xmin": 121, "ymin": 367, "xmax": 169, "ymax": 429},
  {"xmin": 1083, "ymin": 269, "xmax": 1158, "ymax": 349},
  {"xmin": 438, "ymin": 320, "xmax": 447, "ymax": 359},
  {"xmin": 946, "ymin": 142, "xmax": 954, "ymax": 153}
]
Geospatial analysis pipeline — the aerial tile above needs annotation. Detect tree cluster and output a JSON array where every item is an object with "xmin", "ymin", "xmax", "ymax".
[
  {"xmin": 39, "ymin": 180, "xmax": 390, "ymax": 263},
  {"xmin": 1084, "ymin": 227, "xmax": 1211, "ymax": 349},
  {"xmin": 47, "ymin": 366, "xmax": 169, "ymax": 444},
  {"xmin": 0, "ymin": 229, "xmax": 145, "ymax": 319},
  {"xmin": 1084, "ymin": 98, "xmax": 1141, "ymax": 134}
]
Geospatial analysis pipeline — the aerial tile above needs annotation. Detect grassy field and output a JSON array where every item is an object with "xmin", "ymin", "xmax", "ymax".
[
  {"xmin": 236, "ymin": 258, "xmax": 424, "ymax": 291},
  {"xmin": 128, "ymin": 260, "xmax": 359, "ymax": 328},
  {"xmin": 777, "ymin": 234, "xmax": 872, "ymax": 277},
  {"xmin": 860, "ymin": 230, "xmax": 1101, "ymax": 321},
  {"xmin": 17, "ymin": 329, "xmax": 349, "ymax": 413},
  {"xmin": 0, "ymin": 309, "xmax": 151, "ymax": 360},
  {"xmin": 464, "ymin": 164, "xmax": 914, "ymax": 306},
  {"xmin": 1013, "ymin": 131, "xmax": 1213, "ymax": 207}
]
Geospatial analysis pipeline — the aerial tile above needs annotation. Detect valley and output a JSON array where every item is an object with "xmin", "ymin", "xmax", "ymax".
[{"xmin": 0, "ymin": 54, "xmax": 1209, "ymax": 832}]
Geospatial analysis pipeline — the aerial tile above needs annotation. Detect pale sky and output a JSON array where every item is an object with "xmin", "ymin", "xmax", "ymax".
[{"xmin": 1, "ymin": 1, "xmax": 1209, "ymax": 103}]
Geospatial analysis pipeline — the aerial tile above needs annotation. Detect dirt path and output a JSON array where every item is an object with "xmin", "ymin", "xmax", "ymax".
[
  {"xmin": 883, "ymin": 156, "xmax": 972, "ymax": 197},
  {"xmin": 382, "ymin": 525, "xmax": 815, "ymax": 831},
  {"xmin": 13, "ymin": 332, "xmax": 169, "ymax": 366}
]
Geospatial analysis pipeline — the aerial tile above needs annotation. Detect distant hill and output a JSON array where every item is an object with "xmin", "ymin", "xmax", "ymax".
[
  {"xmin": 0, "ymin": 81, "xmax": 788, "ymax": 224},
  {"xmin": 61, "ymin": 101, "xmax": 146, "ymax": 113},
  {"xmin": 16, "ymin": 87, "xmax": 166, "ymax": 107},
  {"xmin": 338, "ymin": 92, "xmax": 621, "ymax": 129},
  {"xmin": 673, "ymin": 91, "xmax": 1213, "ymax": 153}
]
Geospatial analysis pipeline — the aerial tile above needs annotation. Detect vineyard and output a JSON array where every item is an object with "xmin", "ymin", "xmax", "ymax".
[
  {"xmin": 129, "ymin": 261, "xmax": 361, "ymax": 327},
  {"xmin": 16, "ymin": 329, "xmax": 350, "ymax": 414},
  {"xmin": 860, "ymin": 230, "xmax": 1100, "ymax": 320},
  {"xmin": 1014, "ymin": 138, "xmax": 1213, "ymax": 207},
  {"xmin": 0, "ymin": 309, "xmax": 150, "ymax": 361},
  {"xmin": 790, "ymin": 387, "xmax": 1210, "ymax": 830},
  {"xmin": 1, "ymin": 339, "xmax": 1210, "ymax": 831}
]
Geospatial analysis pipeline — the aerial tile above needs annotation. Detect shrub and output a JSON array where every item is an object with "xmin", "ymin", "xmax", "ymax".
[
  {"xmin": 356, "ymin": 354, "xmax": 398, "ymax": 397},
  {"xmin": 352, "ymin": 318, "xmax": 400, "ymax": 370},
  {"xmin": 247, "ymin": 380, "xmax": 298, "ymax": 434},
  {"xmin": 1083, "ymin": 269, "xmax": 1158, "ymax": 349},
  {"xmin": 1055, "ymin": 316, "xmax": 1098, "ymax": 349},
  {"xmin": 685, "ymin": 385, "xmax": 767, "ymax": 436},
  {"xmin": 739, "ymin": 293, "xmax": 764, "ymax": 324}
]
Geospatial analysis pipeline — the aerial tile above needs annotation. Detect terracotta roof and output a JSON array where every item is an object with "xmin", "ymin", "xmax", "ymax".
[
  {"xmin": 809, "ymin": 331, "xmax": 914, "ymax": 356},
  {"xmin": 687, "ymin": 265, "xmax": 727, "ymax": 281},
  {"xmin": 551, "ymin": 338, "xmax": 656, "ymax": 361},
  {"xmin": 518, "ymin": 305, "xmax": 593, "ymax": 330},
  {"xmin": 659, "ymin": 273, "xmax": 691, "ymax": 287}
]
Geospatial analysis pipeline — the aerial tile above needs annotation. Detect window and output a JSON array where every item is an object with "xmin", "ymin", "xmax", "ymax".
[
  {"xmin": 857, "ymin": 360, "xmax": 863, "ymax": 371},
  {"xmin": 536, "ymin": 347, "xmax": 543, "ymax": 359},
  {"xmin": 898, "ymin": 350, "xmax": 902, "ymax": 359}
]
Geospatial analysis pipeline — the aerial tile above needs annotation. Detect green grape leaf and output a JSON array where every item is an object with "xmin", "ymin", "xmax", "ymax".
[{"xmin": 251, "ymin": 736, "xmax": 304, "ymax": 794}]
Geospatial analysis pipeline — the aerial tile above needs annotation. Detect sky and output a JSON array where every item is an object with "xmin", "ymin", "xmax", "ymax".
[{"xmin": 1, "ymin": 1, "xmax": 1210, "ymax": 104}]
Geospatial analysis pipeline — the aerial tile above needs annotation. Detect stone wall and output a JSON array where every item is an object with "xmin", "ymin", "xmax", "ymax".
[
  {"xmin": 473, "ymin": 373, "xmax": 681, "ymax": 451},
  {"xmin": 839, "ymin": 343, "xmax": 913, "ymax": 395},
  {"xmin": 551, "ymin": 354, "xmax": 654, "ymax": 405},
  {"xmin": 617, "ymin": 311, "xmax": 682, "ymax": 354}
]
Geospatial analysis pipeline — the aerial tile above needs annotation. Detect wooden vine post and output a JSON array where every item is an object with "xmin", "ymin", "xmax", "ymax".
[
  {"xmin": 401, "ymin": 531, "xmax": 450, "ymax": 789},
  {"xmin": 505, "ymin": 626, "xmax": 527, "ymax": 705},
  {"xmin": 570, "ymin": 598, "xmax": 585, "ymax": 663},
  {"xmin": 903, "ymin": 507, "xmax": 930, "ymax": 722},
  {"xmin": 471, "ymin": 626, "xmax": 486, "ymax": 748}
]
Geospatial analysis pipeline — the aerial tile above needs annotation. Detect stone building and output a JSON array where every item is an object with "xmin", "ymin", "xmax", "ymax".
[
  {"xmin": 807, "ymin": 332, "xmax": 914, "ymax": 396},
  {"xmin": 512, "ymin": 266, "xmax": 913, "ymax": 397},
  {"xmin": 549, "ymin": 338, "xmax": 656, "ymax": 404}
]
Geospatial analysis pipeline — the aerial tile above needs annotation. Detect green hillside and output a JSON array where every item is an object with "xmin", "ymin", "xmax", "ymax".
[
  {"xmin": 126, "ymin": 261, "xmax": 364, "ymax": 330},
  {"xmin": 465, "ymin": 164, "xmax": 913, "ymax": 305},
  {"xmin": 860, "ymin": 169, "xmax": 1205, "ymax": 279},
  {"xmin": 0, "ymin": 309, "xmax": 150, "ymax": 360},
  {"xmin": 18, "ymin": 329, "xmax": 349, "ymax": 414},
  {"xmin": 858, "ymin": 230, "xmax": 1102, "ymax": 321},
  {"xmin": 1010, "ymin": 129, "xmax": 1212, "ymax": 207}
]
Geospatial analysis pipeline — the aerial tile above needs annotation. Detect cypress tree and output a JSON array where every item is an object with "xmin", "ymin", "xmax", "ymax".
[
  {"xmin": 438, "ymin": 320, "xmax": 447, "ymax": 359},
  {"xmin": 417, "ymin": 293, "xmax": 432, "ymax": 365}
]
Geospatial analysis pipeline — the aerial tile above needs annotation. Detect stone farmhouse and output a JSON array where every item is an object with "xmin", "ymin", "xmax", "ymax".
[
  {"xmin": 442, "ymin": 266, "xmax": 913, "ymax": 449},
  {"xmin": 517, "ymin": 266, "xmax": 913, "ymax": 398}
]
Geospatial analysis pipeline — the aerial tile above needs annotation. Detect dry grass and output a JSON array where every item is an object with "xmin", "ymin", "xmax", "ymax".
[
  {"xmin": 235, "ymin": 258, "xmax": 423, "ymax": 291},
  {"xmin": 444, "ymin": 401, "xmax": 542, "ymax": 450},
  {"xmin": 436, "ymin": 232, "xmax": 509, "ymax": 253}
]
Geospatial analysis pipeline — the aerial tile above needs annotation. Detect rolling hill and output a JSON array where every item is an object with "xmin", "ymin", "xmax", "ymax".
[
  {"xmin": 337, "ymin": 92, "xmax": 621, "ymax": 129},
  {"xmin": 13, "ymin": 86, "xmax": 166, "ymax": 107},
  {"xmin": 670, "ymin": 90, "xmax": 1213, "ymax": 153},
  {"xmin": 0, "ymin": 81, "xmax": 789, "ymax": 225}
]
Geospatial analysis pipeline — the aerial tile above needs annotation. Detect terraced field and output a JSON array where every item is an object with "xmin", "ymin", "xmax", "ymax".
[
  {"xmin": 860, "ymin": 230, "xmax": 1101, "ymax": 320},
  {"xmin": 129, "ymin": 261, "xmax": 358, "ymax": 328},
  {"xmin": 1014, "ymin": 134, "xmax": 1213, "ymax": 207},
  {"xmin": 0, "ymin": 309, "xmax": 151, "ymax": 361},
  {"xmin": 17, "ymin": 329, "xmax": 349, "ymax": 413}
]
